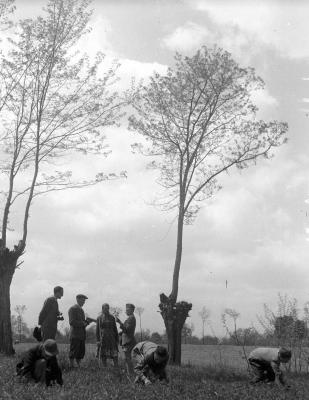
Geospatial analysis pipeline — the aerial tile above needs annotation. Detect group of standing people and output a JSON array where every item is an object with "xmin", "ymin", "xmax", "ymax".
[{"xmin": 16, "ymin": 286, "xmax": 169, "ymax": 387}]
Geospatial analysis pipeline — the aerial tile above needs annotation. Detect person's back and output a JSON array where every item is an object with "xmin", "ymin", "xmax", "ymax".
[
  {"xmin": 248, "ymin": 347, "xmax": 291, "ymax": 387},
  {"xmin": 38, "ymin": 286, "xmax": 63, "ymax": 341},
  {"xmin": 249, "ymin": 347, "xmax": 281, "ymax": 363},
  {"xmin": 132, "ymin": 341, "xmax": 169, "ymax": 385}
]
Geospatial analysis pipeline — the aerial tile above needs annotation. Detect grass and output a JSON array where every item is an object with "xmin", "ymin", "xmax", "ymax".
[{"xmin": 1, "ymin": 344, "xmax": 309, "ymax": 399}]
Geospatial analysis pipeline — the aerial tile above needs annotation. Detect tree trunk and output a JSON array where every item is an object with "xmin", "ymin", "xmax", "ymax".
[
  {"xmin": 169, "ymin": 210, "xmax": 184, "ymax": 303},
  {"xmin": 159, "ymin": 294, "xmax": 192, "ymax": 365},
  {"xmin": 0, "ymin": 244, "xmax": 23, "ymax": 355},
  {"xmin": 158, "ymin": 205, "xmax": 192, "ymax": 365}
]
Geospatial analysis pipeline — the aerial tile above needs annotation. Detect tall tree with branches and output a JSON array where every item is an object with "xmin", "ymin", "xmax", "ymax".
[
  {"xmin": 129, "ymin": 46, "xmax": 288, "ymax": 364},
  {"xmin": 0, "ymin": 0, "xmax": 125, "ymax": 354}
]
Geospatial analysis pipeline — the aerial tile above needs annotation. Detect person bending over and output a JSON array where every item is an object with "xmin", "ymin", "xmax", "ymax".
[
  {"xmin": 16, "ymin": 339, "xmax": 62, "ymax": 387},
  {"xmin": 132, "ymin": 341, "xmax": 169, "ymax": 385},
  {"xmin": 248, "ymin": 347, "xmax": 291, "ymax": 387}
]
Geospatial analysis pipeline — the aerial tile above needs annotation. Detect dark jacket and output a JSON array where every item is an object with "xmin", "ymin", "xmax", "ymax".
[
  {"xmin": 119, "ymin": 314, "xmax": 136, "ymax": 348},
  {"xmin": 68, "ymin": 304, "xmax": 86, "ymax": 340},
  {"xmin": 16, "ymin": 344, "xmax": 62, "ymax": 386},
  {"xmin": 38, "ymin": 296, "xmax": 59, "ymax": 340}
]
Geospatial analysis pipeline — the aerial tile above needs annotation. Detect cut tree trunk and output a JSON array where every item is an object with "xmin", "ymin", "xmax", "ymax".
[
  {"xmin": 159, "ymin": 293, "xmax": 192, "ymax": 365},
  {"xmin": 0, "ymin": 243, "xmax": 23, "ymax": 355}
]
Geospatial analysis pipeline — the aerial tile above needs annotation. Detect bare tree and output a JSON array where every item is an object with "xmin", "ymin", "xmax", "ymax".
[
  {"xmin": 14, "ymin": 304, "xmax": 26, "ymax": 342},
  {"xmin": 198, "ymin": 306, "xmax": 210, "ymax": 344},
  {"xmin": 0, "ymin": 0, "xmax": 125, "ymax": 354},
  {"xmin": 129, "ymin": 46, "xmax": 288, "ymax": 364},
  {"xmin": 135, "ymin": 306, "xmax": 144, "ymax": 341}
]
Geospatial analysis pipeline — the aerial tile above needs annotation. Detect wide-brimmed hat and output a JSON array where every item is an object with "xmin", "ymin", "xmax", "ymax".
[{"xmin": 43, "ymin": 339, "xmax": 59, "ymax": 356}]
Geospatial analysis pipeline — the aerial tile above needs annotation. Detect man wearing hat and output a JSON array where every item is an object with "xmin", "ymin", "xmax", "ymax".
[
  {"xmin": 132, "ymin": 341, "xmax": 169, "ymax": 385},
  {"xmin": 68, "ymin": 294, "xmax": 90, "ymax": 368},
  {"xmin": 248, "ymin": 347, "xmax": 292, "ymax": 387},
  {"xmin": 16, "ymin": 339, "xmax": 63, "ymax": 386},
  {"xmin": 116, "ymin": 303, "xmax": 136, "ymax": 374},
  {"xmin": 38, "ymin": 286, "xmax": 64, "ymax": 341}
]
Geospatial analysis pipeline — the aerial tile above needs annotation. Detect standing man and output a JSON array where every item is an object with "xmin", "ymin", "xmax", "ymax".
[
  {"xmin": 38, "ymin": 286, "xmax": 64, "ymax": 341},
  {"xmin": 68, "ymin": 294, "xmax": 89, "ymax": 368},
  {"xmin": 248, "ymin": 347, "xmax": 292, "ymax": 387},
  {"xmin": 116, "ymin": 303, "xmax": 136, "ymax": 374},
  {"xmin": 132, "ymin": 341, "xmax": 169, "ymax": 385}
]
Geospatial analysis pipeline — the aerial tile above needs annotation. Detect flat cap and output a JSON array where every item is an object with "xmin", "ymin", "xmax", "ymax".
[{"xmin": 76, "ymin": 294, "xmax": 88, "ymax": 299}]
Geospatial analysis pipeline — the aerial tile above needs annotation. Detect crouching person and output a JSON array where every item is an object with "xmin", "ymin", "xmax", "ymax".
[
  {"xmin": 16, "ymin": 339, "xmax": 63, "ymax": 387},
  {"xmin": 248, "ymin": 347, "xmax": 291, "ymax": 387},
  {"xmin": 132, "ymin": 341, "xmax": 169, "ymax": 385}
]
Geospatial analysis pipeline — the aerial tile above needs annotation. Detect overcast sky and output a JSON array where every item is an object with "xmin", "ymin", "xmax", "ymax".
[{"xmin": 4, "ymin": 0, "xmax": 309, "ymax": 338}]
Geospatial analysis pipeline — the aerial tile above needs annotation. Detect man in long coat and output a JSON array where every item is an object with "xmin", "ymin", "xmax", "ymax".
[{"xmin": 38, "ymin": 286, "xmax": 64, "ymax": 341}]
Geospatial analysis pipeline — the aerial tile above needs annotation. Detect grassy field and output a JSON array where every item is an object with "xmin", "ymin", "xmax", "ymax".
[{"xmin": 1, "ymin": 344, "xmax": 309, "ymax": 399}]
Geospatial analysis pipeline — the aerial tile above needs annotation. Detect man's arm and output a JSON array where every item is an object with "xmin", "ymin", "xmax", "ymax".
[
  {"xmin": 271, "ymin": 361, "xmax": 286, "ymax": 386},
  {"xmin": 20, "ymin": 348, "xmax": 37, "ymax": 379},
  {"xmin": 134, "ymin": 354, "xmax": 150, "ymax": 383},
  {"xmin": 96, "ymin": 317, "xmax": 100, "ymax": 342},
  {"xmin": 112, "ymin": 317, "xmax": 119, "ymax": 344},
  {"xmin": 121, "ymin": 316, "xmax": 136, "ymax": 336}
]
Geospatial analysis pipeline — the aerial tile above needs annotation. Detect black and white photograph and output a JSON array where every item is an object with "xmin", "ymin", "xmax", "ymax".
[{"xmin": 0, "ymin": 0, "xmax": 308, "ymax": 398}]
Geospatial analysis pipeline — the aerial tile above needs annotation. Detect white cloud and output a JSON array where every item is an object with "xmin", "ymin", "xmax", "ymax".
[
  {"xmin": 194, "ymin": 0, "xmax": 309, "ymax": 59},
  {"xmin": 162, "ymin": 21, "xmax": 211, "ymax": 52}
]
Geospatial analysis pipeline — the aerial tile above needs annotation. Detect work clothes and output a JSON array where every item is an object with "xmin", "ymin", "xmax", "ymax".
[
  {"xmin": 68, "ymin": 304, "xmax": 87, "ymax": 360},
  {"xmin": 16, "ymin": 344, "xmax": 62, "ymax": 386},
  {"xmin": 248, "ymin": 347, "xmax": 287, "ymax": 384},
  {"xmin": 132, "ymin": 341, "xmax": 168, "ymax": 384},
  {"xmin": 38, "ymin": 296, "xmax": 59, "ymax": 341}
]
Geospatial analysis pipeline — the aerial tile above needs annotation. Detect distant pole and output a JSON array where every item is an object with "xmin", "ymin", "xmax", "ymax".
[{"xmin": 136, "ymin": 307, "xmax": 144, "ymax": 341}]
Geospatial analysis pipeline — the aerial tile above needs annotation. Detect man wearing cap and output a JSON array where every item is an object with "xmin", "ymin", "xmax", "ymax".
[
  {"xmin": 38, "ymin": 286, "xmax": 64, "ymax": 341},
  {"xmin": 248, "ymin": 347, "xmax": 292, "ymax": 387},
  {"xmin": 16, "ymin": 339, "xmax": 63, "ymax": 386},
  {"xmin": 132, "ymin": 341, "xmax": 169, "ymax": 385},
  {"xmin": 116, "ymin": 303, "xmax": 136, "ymax": 374},
  {"xmin": 68, "ymin": 294, "xmax": 89, "ymax": 367}
]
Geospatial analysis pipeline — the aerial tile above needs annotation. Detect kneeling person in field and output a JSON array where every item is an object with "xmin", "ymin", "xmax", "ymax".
[
  {"xmin": 16, "ymin": 339, "xmax": 63, "ymax": 387},
  {"xmin": 248, "ymin": 347, "xmax": 291, "ymax": 387},
  {"xmin": 132, "ymin": 341, "xmax": 169, "ymax": 385}
]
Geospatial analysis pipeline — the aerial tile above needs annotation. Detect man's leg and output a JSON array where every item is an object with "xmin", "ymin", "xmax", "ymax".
[
  {"xmin": 34, "ymin": 359, "xmax": 47, "ymax": 384},
  {"xmin": 69, "ymin": 338, "xmax": 77, "ymax": 368},
  {"xmin": 124, "ymin": 350, "xmax": 134, "ymax": 375},
  {"xmin": 249, "ymin": 359, "xmax": 267, "ymax": 383},
  {"xmin": 264, "ymin": 364, "xmax": 276, "ymax": 382}
]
